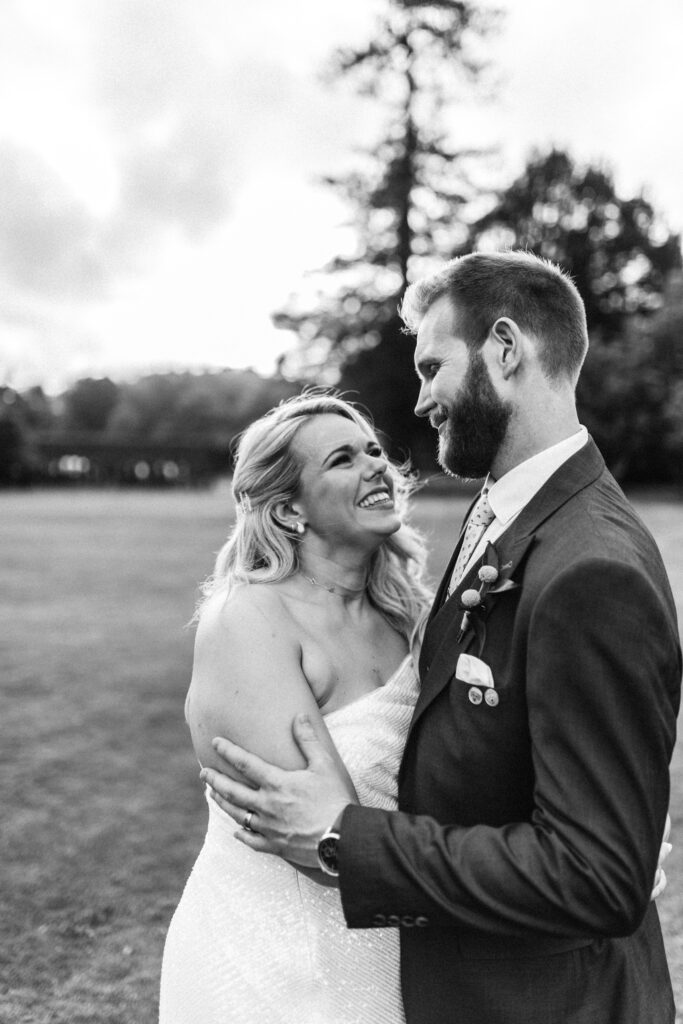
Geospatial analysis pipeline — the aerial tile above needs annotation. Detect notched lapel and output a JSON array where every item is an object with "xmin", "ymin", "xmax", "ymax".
[{"xmin": 486, "ymin": 534, "xmax": 534, "ymax": 596}]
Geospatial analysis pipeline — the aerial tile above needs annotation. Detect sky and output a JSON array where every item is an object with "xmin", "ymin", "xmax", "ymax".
[{"xmin": 1, "ymin": 0, "xmax": 682, "ymax": 393}]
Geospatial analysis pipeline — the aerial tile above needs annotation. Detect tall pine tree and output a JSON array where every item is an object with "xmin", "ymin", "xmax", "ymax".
[{"xmin": 275, "ymin": 0, "xmax": 500, "ymax": 465}]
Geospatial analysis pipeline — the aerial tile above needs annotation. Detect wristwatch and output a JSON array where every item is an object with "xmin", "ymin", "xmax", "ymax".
[{"xmin": 317, "ymin": 828, "xmax": 341, "ymax": 877}]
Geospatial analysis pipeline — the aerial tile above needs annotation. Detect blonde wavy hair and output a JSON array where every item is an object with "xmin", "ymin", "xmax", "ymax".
[{"xmin": 198, "ymin": 391, "xmax": 433, "ymax": 646}]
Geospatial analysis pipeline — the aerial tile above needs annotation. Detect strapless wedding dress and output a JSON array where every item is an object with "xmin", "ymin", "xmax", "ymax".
[{"xmin": 159, "ymin": 654, "xmax": 418, "ymax": 1024}]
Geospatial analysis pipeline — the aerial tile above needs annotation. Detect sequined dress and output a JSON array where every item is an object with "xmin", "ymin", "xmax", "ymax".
[{"xmin": 159, "ymin": 654, "xmax": 418, "ymax": 1024}]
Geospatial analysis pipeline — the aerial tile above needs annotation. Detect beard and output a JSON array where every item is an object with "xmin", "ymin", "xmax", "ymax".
[{"xmin": 438, "ymin": 350, "xmax": 512, "ymax": 480}]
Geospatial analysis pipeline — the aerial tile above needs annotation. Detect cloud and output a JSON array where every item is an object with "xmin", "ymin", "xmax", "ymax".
[
  {"xmin": 116, "ymin": 106, "xmax": 239, "ymax": 240},
  {"xmin": 0, "ymin": 0, "xmax": 377, "ymax": 309},
  {"xmin": 0, "ymin": 142, "xmax": 105, "ymax": 298},
  {"xmin": 90, "ymin": 0, "xmax": 239, "ymax": 238},
  {"xmin": 0, "ymin": 0, "xmax": 256, "ymax": 307}
]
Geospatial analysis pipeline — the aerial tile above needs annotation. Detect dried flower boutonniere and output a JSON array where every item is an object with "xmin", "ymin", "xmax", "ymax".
[
  {"xmin": 458, "ymin": 563, "xmax": 499, "ymax": 643},
  {"xmin": 456, "ymin": 543, "xmax": 520, "ymax": 644}
]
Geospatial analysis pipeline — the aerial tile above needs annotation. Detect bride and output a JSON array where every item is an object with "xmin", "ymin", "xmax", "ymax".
[{"xmin": 159, "ymin": 392, "xmax": 433, "ymax": 1023}]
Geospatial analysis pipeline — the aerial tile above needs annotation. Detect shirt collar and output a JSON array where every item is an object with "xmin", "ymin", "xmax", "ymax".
[{"xmin": 486, "ymin": 427, "xmax": 588, "ymax": 525}]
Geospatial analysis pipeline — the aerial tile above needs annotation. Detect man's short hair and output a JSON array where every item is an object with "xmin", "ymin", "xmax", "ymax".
[{"xmin": 400, "ymin": 251, "xmax": 589, "ymax": 382}]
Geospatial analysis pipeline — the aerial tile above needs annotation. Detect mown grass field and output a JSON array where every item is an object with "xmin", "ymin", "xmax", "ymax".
[{"xmin": 1, "ymin": 486, "xmax": 682, "ymax": 1023}]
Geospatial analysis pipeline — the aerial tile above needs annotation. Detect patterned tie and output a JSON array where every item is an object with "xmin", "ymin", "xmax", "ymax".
[{"xmin": 448, "ymin": 489, "xmax": 496, "ymax": 596}]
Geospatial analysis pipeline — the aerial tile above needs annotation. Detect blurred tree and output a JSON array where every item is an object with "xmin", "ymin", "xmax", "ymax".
[
  {"xmin": 274, "ymin": 0, "xmax": 500, "ymax": 464},
  {"xmin": 105, "ymin": 370, "xmax": 299, "ymax": 448},
  {"xmin": 20, "ymin": 385, "xmax": 57, "ymax": 431},
  {"xmin": 577, "ymin": 270, "xmax": 683, "ymax": 483},
  {"xmin": 105, "ymin": 373, "xmax": 193, "ymax": 440},
  {"xmin": 63, "ymin": 377, "xmax": 121, "ymax": 432},
  {"xmin": 468, "ymin": 148, "xmax": 682, "ymax": 337},
  {"xmin": 468, "ymin": 148, "xmax": 683, "ymax": 481},
  {"xmin": 0, "ymin": 415, "xmax": 28, "ymax": 484},
  {"xmin": 172, "ymin": 371, "xmax": 299, "ymax": 445},
  {"xmin": 0, "ymin": 388, "xmax": 37, "ymax": 484}
]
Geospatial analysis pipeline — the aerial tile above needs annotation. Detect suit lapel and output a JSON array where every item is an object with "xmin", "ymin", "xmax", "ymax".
[{"xmin": 410, "ymin": 439, "xmax": 606, "ymax": 740}]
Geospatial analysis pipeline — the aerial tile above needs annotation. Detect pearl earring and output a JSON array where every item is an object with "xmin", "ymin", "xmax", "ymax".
[{"xmin": 295, "ymin": 521, "xmax": 305, "ymax": 535}]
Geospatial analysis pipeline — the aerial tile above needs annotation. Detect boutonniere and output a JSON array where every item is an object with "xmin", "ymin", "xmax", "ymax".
[{"xmin": 457, "ymin": 543, "xmax": 518, "ymax": 642}]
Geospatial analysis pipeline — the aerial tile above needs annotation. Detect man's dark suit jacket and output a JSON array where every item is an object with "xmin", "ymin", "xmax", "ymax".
[{"xmin": 338, "ymin": 439, "xmax": 681, "ymax": 1024}]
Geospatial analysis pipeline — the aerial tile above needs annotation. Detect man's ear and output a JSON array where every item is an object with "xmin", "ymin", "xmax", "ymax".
[
  {"xmin": 273, "ymin": 499, "xmax": 305, "ymax": 532},
  {"xmin": 489, "ymin": 317, "xmax": 523, "ymax": 379}
]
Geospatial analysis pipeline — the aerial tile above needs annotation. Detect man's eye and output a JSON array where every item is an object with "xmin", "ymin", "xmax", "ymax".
[{"xmin": 418, "ymin": 364, "xmax": 438, "ymax": 382}]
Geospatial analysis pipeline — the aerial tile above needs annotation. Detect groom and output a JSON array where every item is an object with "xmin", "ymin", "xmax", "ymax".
[{"xmin": 204, "ymin": 252, "xmax": 681, "ymax": 1023}]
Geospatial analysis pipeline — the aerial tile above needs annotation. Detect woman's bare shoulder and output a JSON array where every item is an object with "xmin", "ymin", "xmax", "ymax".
[
  {"xmin": 195, "ymin": 581, "xmax": 295, "ymax": 649},
  {"xmin": 187, "ymin": 581, "xmax": 322, "ymax": 771}
]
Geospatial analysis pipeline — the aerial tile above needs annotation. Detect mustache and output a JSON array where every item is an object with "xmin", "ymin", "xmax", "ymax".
[{"xmin": 430, "ymin": 408, "xmax": 448, "ymax": 430}]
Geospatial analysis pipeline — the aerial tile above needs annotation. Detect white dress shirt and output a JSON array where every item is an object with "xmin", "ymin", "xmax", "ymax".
[{"xmin": 458, "ymin": 426, "xmax": 589, "ymax": 580}]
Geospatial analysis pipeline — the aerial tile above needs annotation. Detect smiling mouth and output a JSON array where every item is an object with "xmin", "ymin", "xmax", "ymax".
[{"xmin": 357, "ymin": 489, "xmax": 393, "ymax": 509}]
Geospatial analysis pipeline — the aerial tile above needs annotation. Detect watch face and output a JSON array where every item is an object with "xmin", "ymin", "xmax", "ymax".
[{"xmin": 318, "ymin": 835, "xmax": 339, "ymax": 874}]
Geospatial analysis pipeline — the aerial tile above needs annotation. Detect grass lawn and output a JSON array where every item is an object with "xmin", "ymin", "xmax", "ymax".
[{"xmin": 1, "ymin": 485, "xmax": 682, "ymax": 1023}]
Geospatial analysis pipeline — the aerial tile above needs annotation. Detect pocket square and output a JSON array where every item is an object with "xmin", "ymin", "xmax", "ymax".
[{"xmin": 455, "ymin": 653, "xmax": 495, "ymax": 689}]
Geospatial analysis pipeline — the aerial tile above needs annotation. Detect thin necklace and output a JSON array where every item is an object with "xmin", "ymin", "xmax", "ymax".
[{"xmin": 299, "ymin": 572, "xmax": 367, "ymax": 598}]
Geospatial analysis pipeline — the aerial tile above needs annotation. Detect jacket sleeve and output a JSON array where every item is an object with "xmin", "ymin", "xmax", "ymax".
[{"xmin": 338, "ymin": 558, "xmax": 681, "ymax": 938}]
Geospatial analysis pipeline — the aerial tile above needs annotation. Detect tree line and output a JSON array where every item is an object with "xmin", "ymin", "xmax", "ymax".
[{"xmin": 0, "ymin": 371, "xmax": 300, "ymax": 485}]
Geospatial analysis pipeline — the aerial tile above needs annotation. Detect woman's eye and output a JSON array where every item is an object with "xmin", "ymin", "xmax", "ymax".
[{"xmin": 330, "ymin": 454, "xmax": 351, "ymax": 467}]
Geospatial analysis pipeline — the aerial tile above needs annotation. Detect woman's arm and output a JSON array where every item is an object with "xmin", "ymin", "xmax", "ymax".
[{"xmin": 185, "ymin": 586, "xmax": 356, "ymax": 793}]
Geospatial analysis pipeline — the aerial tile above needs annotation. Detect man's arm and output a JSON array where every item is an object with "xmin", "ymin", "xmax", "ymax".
[
  {"xmin": 205, "ymin": 559, "xmax": 678, "ymax": 931},
  {"xmin": 337, "ymin": 559, "xmax": 679, "ymax": 936}
]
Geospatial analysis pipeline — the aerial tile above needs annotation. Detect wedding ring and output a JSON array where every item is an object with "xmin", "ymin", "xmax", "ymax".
[{"xmin": 242, "ymin": 810, "xmax": 255, "ymax": 832}]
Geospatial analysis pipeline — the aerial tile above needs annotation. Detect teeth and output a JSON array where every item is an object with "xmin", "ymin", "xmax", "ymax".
[{"xmin": 359, "ymin": 491, "xmax": 390, "ymax": 509}]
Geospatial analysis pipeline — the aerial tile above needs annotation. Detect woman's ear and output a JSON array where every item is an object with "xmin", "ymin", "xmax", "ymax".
[
  {"xmin": 273, "ymin": 500, "xmax": 305, "ymax": 534},
  {"xmin": 489, "ymin": 317, "xmax": 523, "ymax": 379}
]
